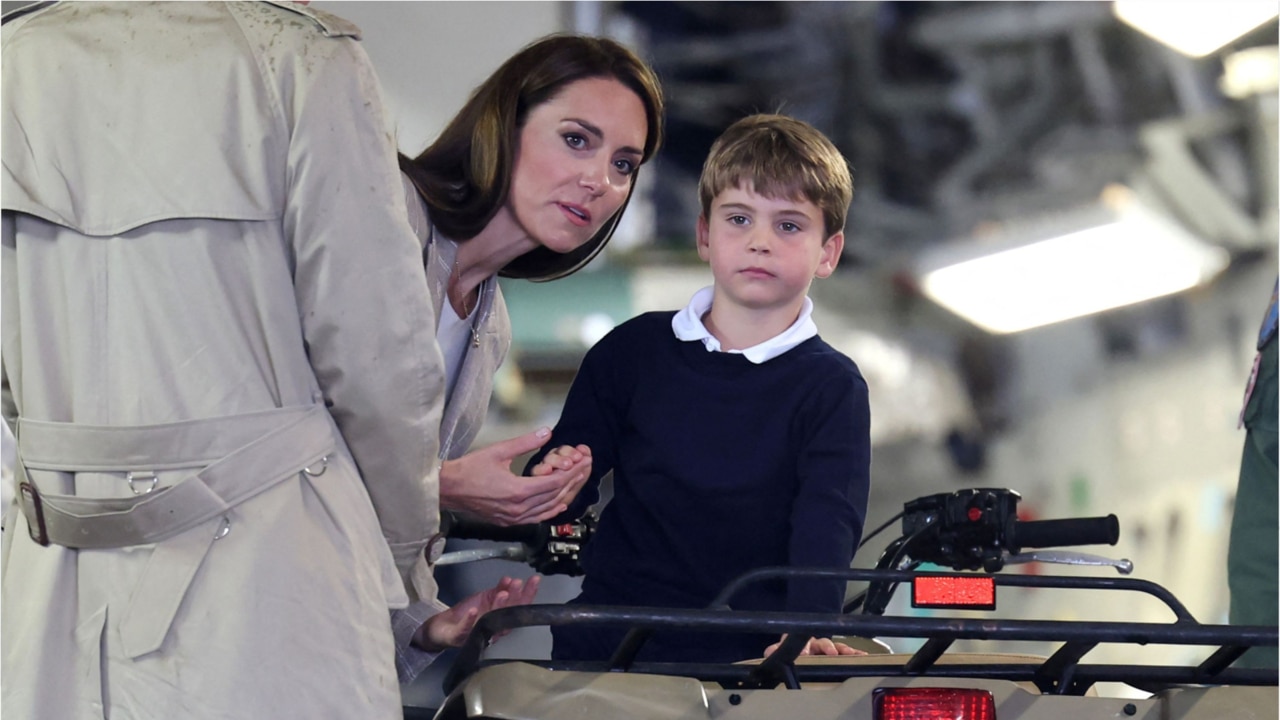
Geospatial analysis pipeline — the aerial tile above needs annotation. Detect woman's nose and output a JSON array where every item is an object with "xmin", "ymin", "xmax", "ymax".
[
  {"xmin": 579, "ymin": 159, "xmax": 626, "ymax": 196},
  {"xmin": 578, "ymin": 163, "xmax": 606, "ymax": 195}
]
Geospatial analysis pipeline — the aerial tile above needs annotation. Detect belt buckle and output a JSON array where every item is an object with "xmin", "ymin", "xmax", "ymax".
[
  {"xmin": 426, "ymin": 532, "xmax": 447, "ymax": 565},
  {"xmin": 19, "ymin": 482, "xmax": 49, "ymax": 547}
]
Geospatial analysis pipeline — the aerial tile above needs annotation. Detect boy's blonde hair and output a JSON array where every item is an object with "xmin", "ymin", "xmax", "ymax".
[{"xmin": 698, "ymin": 114, "xmax": 853, "ymax": 238}]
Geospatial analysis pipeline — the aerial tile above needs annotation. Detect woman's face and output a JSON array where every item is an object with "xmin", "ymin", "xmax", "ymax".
[{"xmin": 507, "ymin": 77, "xmax": 649, "ymax": 254}]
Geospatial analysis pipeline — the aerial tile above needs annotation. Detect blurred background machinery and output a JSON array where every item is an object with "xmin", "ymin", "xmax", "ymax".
[
  {"xmin": 322, "ymin": 0, "xmax": 1278, "ymax": 704},
  {"xmin": 5, "ymin": 0, "xmax": 1272, "ymax": 707}
]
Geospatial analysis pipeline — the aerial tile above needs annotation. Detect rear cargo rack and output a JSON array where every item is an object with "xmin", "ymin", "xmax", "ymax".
[{"xmin": 443, "ymin": 566, "xmax": 1279, "ymax": 696}]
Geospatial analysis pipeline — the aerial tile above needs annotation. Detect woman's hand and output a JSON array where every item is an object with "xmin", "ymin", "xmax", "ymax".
[
  {"xmin": 440, "ymin": 428, "xmax": 592, "ymax": 526},
  {"xmin": 764, "ymin": 634, "xmax": 866, "ymax": 657},
  {"xmin": 412, "ymin": 576, "xmax": 542, "ymax": 652}
]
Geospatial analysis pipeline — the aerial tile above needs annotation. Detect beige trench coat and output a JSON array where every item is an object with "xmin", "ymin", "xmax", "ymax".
[{"xmin": 1, "ymin": 3, "xmax": 443, "ymax": 718}]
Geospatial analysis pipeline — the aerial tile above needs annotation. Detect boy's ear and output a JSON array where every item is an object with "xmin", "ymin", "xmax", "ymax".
[
  {"xmin": 695, "ymin": 215, "xmax": 711, "ymax": 261},
  {"xmin": 815, "ymin": 231, "xmax": 844, "ymax": 279}
]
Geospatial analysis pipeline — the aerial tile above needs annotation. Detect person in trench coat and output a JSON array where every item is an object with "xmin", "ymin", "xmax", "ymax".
[{"xmin": 0, "ymin": 3, "xmax": 531, "ymax": 718}]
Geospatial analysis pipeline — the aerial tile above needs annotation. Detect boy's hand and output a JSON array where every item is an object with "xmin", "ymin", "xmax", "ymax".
[
  {"xmin": 440, "ymin": 429, "xmax": 591, "ymax": 526},
  {"xmin": 528, "ymin": 443, "xmax": 592, "ymax": 516},
  {"xmin": 764, "ymin": 633, "xmax": 866, "ymax": 657},
  {"xmin": 412, "ymin": 575, "xmax": 542, "ymax": 652},
  {"xmin": 529, "ymin": 444, "xmax": 591, "ymax": 477}
]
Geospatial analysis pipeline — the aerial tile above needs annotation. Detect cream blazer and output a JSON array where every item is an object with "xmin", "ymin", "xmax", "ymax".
[
  {"xmin": 402, "ymin": 174, "xmax": 514, "ymax": 461},
  {"xmin": 1, "ymin": 3, "xmax": 443, "ymax": 718},
  {"xmin": 394, "ymin": 174, "xmax": 513, "ymax": 681}
]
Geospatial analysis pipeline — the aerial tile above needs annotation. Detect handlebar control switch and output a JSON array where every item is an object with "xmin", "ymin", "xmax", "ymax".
[
  {"xmin": 528, "ymin": 514, "xmax": 598, "ymax": 576},
  {"xmin": 902, "ymin": 488, "xmax": 1021, "ymax": 571},
  {"xmin": 899, "ymin": 488, "xmax": 1121, "ymax": 573}
]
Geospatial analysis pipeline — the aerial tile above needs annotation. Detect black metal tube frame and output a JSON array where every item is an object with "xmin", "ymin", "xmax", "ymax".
[{"xmin": 442, "ymin": 567, "xmax": 1278, "ymax": 695}]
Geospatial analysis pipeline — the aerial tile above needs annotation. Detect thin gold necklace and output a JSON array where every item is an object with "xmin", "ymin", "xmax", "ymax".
[{"xmin": 452, "ymin": 257, "xmax": 481, "ymax": 348}]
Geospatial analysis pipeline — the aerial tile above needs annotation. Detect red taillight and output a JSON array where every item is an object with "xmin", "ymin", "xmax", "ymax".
[
  {"xmin": 874, "ymin": 687, "xmax": 996, "ymax": 720},
  {"xmin": 912, "ymin": 575, "xmax": 996, "ymax": 610}
]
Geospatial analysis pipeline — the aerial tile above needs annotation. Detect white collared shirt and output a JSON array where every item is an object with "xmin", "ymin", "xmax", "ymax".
[{"xmin": 670, "ymin": 286, "xmax": 818, "ymax": 364}]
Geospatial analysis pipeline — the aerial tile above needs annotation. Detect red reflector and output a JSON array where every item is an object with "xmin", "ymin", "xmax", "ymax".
[
  {"xmin": 874, "ymin": 687, "xmax": 996, "ymax": 720},
  {"xmin": 967, "ymin": 507, "xmax": 983, "ymax": 521},
  {"xmin": 912, "ymin": 575, "xmax": 996, "ymax": 610}
]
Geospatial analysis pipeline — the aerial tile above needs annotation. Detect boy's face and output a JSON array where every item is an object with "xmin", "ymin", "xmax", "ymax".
[{"xmin": 697, "ymin": 183, "xmax": 843, "ymax": 315}]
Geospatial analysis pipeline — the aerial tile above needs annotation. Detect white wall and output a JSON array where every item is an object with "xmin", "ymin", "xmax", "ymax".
[
  {"xmin": 996, "ymin": 264, "xmax": 1268, "ymax": 601},
  {"xmin": 870, "ymin": 260, "xmax": 1275, "ymax": 690},
  {"xmin": 312, "ymin": 1, "xmax": 564, "ymax": 155}
]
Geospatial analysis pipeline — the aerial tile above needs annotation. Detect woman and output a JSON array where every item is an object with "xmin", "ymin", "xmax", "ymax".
[{"xmin": 391, "ymin": 34, "xmax": 665, "ymax": 678}]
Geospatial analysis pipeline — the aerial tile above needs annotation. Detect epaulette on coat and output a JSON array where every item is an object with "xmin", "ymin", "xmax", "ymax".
[
  {"xmin": 263, "ymin": 0, "xmax": 361, "ymax": 39},
  {"xmin": 3, "ymin": 1, "xmax": 361, "ymax": 39}
]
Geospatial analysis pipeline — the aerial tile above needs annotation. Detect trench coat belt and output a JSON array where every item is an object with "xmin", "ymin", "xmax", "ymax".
[
  {"xmin": 13, "ymin": 404, "xmax": 336, "ymax": 658},
  {"xmin": 14, "ymin": 404, "xmax": 335, "ymax": 548}
]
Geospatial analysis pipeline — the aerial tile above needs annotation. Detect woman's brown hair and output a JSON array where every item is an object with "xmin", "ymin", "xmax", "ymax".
[{"xmin": 400, "ymin": 34, "xmax": 664, "ymax": 281}]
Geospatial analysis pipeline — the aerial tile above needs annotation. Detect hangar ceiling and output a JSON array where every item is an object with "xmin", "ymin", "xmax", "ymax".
[
  {"xmin": 610, "ymin": 1, "xmax": 1278, "ymax": 265},
  {"xmin": 581, "ymin": 1, "xmax": 1277, "ymax": 454}
]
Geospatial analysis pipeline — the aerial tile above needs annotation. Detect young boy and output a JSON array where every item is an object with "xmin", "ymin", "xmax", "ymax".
[{"xmin": 527, "ymin": 113, "xmax": 871, "ymax": 664}]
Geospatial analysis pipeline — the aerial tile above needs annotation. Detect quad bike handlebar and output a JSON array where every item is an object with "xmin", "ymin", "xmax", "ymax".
[
  {"xmin": 894, "ymin": 487, "xmax": 1119, "ymax": 572},
  {"xmin": 438, "ymin": 488, "xmax": 1124, "ymax": 583},
  {"xmin": 854, "ymin": 487, "xmax": 1123, "ymax": 615}
]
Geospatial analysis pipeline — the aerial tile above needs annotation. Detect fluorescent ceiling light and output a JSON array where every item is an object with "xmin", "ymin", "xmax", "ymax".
[
  {"xmin": 1220, "ymin": 45, "xmax": 1280, "ymax": 98},
  {"xmin": 917, "ymin": 187, "xmax": 1230, "ymax": 334},
  {"xmin": 1113, "ymin": 1, "xmax": 1278, "ymax": 58}
]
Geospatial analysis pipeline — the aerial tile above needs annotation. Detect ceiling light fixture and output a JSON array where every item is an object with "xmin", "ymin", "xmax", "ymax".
[
  {"xmin": 1113, "ymin": 0, "xmax": 1278, "ymax": 58},
  {"xmin": 1220, "ymin": 45, "xmax": 1280, "ymax": 99},
  {"xmin": 916, "ymin": 185, "xmax": 1231, "ymax": 334}
]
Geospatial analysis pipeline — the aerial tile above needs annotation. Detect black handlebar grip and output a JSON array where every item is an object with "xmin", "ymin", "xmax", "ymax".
[
  {"xmin": 440, "ymin": 510, "xmax": 544, "ymax": 544},
  {"xmin": 1011, "ymin": 514, "xmax": 1119, "ymax": 550}
]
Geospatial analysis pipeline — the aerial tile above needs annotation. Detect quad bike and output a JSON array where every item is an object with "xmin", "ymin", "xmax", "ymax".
[{"xmin": 420, "ymin": 488, "xmax": 1278, "ymax": 720}]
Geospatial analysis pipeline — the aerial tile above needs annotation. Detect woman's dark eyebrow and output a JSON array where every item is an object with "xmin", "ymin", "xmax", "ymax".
[{"xmin": 566, "ymin": 118, "xmax": 643, "ymax": 156}]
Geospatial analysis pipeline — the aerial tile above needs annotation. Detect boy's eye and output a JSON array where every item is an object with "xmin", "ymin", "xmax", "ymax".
[
  {"xmin": 779, "ymin": 221, "xmax": 801, "ymax": 233},
  {"xmin": 727, "ymin": 215, "xmax": 750, "ymax": 226}
]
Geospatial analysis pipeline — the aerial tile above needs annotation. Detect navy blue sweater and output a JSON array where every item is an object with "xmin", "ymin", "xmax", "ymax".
[{"xmin": 528, "ymin": 312, "xmax": 871, "ymax": 663}]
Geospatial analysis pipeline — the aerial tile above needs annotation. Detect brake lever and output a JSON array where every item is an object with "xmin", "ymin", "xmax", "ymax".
[{"xmin": 1004, "ymin": 550, "xmax": 1134, "ymax": 575}]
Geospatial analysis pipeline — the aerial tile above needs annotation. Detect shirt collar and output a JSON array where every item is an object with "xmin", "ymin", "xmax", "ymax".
[{"xmin": 671, "ymin": 286, "xmax": 817, "ymax": 364}]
